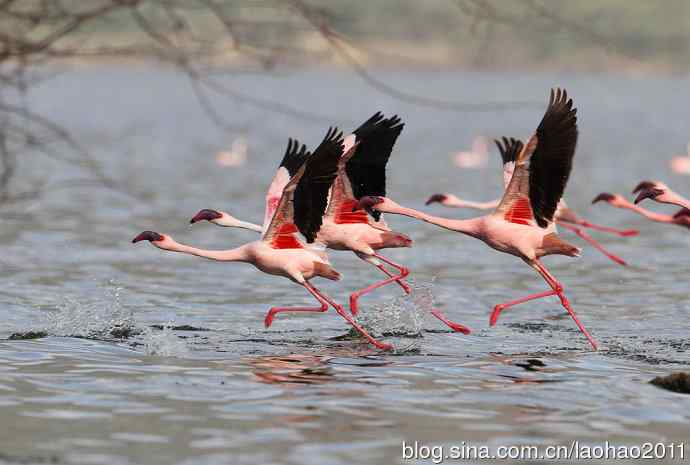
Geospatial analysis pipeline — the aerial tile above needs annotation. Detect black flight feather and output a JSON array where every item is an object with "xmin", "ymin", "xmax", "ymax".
[
  {"xmin": 494, "ymin": 137, "xmax": 523, "ymax": 165},
  {"xmin": 279, "ymin": 138, "xmax": 310, "ymax": 177}
]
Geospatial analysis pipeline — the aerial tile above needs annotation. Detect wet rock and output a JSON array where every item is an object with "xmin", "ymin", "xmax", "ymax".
[
  {"xmin": 650, "ymin": 372, "xmax": 690, "ymax": 394},
  {"xmin": 8, "ymin": 331, "xmax": 48, "ymax": 340}
]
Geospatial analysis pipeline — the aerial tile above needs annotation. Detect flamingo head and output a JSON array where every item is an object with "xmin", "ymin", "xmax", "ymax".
[
  {"xmin": 132, "ymin": 231, "xmax": 169, "ymax": 248},
  {"xmin": 592, "ymin": 192, "xmax": 628, "ymax": 208},
  {"xmin": 353, "ymin": 196, "xmax": 386, "ymax": 216},
  {"xmin": 673, "ymin": 208, "xmax": 690, "ymax": 226},
  {"xmin": 633, "ymin": 180, "xmax": 669, "ymax": 205},
  {"xmin": 425, "ymin": 193, "xmax": 448, "ymax": 205},
  {"xmin": 190, "ymin": 209, "xmax": 223, "ymax": 224}
]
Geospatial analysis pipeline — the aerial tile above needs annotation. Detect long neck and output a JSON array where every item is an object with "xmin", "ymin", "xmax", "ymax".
[
  {"xmin": 383, "ymin": 203, "xmax": 483, "ymax": 237},
  {"xmin": 668, "ymin": 192, "xmax": 690, "ymax": 210},
  {"xmin": 162, "ymin": 241, "xmax": 252, "ymax": 262},
  {"xmin": 619, "ymin": 201, "xmax": 673, "ymax": 223},
  {"xmin": 217, "ymin": 218, "xmax": 262, "ymax": 232},
  {"xmin": 447, "ymin": 197, "xmax": 499, "ymax": 210}
]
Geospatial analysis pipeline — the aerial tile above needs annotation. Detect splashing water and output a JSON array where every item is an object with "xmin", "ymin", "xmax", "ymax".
[
  {"xmin": 357, "ymin": 280, "xmax": 434, "ymax": 337},
  {"xmin": 45, "ymin": 285, "xmax": 136, "ymax": 339},
  {"xmin": 139, "ymin": 323, "xmax": 190, "ymax": 357}
]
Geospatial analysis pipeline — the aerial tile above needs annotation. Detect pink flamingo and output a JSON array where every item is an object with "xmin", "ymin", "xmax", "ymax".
[
  {"xmin": 355, "ymin": 89, "xmax": 599, "ymax": 350},
  {"xmin": 133, "ymin": 128, "xmax": 392, "ymax": 350},
  {"xmin": 633, "ymin": 180, "xmax": 690, "ymax": 211},
  {"xmin": 670, "ymin": 143, "xmax": 690, "ymax": 175},
  {"xmin": 593, "ymin": 190, "xmax": 690, "ymax": 229},
  {"xmin": 192, "ymin": 113, "xmax": 470, "ymax": 334},
  {"xmin": 452, "ymin": 135, "xmax": 489, "ymax": 168},
  {"xmin": 427, "ymin": 137, "xmax": 638, "ymax": 266}
]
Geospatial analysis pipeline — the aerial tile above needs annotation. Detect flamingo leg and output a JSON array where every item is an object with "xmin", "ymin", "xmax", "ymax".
[
  {"xmin": 563, "ymin": 219, "xmax": 638, "ymax": 237},
  {"xmin": 349, "ymin": 261, "xmax": 410, "ymax": 316},
  {"xmin": 556, "ymin": 221, "xmax": 627, "ymax": 266},
  {"xmin": 377, "ymin": 264, "xmax": 411, "ymax": 293},
  {"xmin": 305, "ymin": 281, "xmax": 392, "ymax": 351},
  {"xmin": 264, "ymin": 301, "xmax": 329, "ymax": 328},
  {"xmin": 490, "ymin": 260, "xmax": 598, "ymax": 350},
  {"xmin": 373, "ymin": 254, "xmax": 471, "ymax": 334}
]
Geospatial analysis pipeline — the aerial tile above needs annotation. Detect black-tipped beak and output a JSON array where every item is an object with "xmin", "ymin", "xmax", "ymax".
[
  {"xmin": 132, "ymin": 231, "xmax": 164, "ymax": 243},
  {"xmin": 632, "ymin": 180, "xmax": 656, "ymax": 194},
  {"xmin": 634, "ymin": 188, "xmax": 663, "ymax": 205},
  {"xmin": 425, "ymin": 194, "xmax": 447, "ymax": 206},
  {"xmin": 592, "ymin": 193, "xmax": 614, "ymax": 204},
  {"xmin": 352, "ymin": 196, "xmax": 383, "ymax": 213},
  {"xmin": 190, "ymin": 209, "xmax": 222, "ymax": 224}
]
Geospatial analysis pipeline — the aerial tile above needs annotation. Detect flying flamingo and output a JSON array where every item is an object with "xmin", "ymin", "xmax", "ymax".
[
  {"xmin": 670, "ymin": 143, "xmax": 690, "ymax": 175},
  {"xmin": 633, "ymin": 180, "xmax": 690, "ymax": 211},
  {"xmin": 593, "ymin": 190, "xmax": 690, "ymax": 229},
  {"xmin": 191, "ymin": 113, "xmax": 470, "ymax": 333},
  {"xmin": 355, "ymin": 89, "xmax": 599, "ymax": 350},
  {"xmin": 427, "ymin": 137, "xmax": 638, "ymax": 266},
  {"xmin": 133, "ymin": 128, "xmax": 392, "ymax": 350},
  {"xmin": 216, "ymin": 137, "xmax": 248, "ymax": 167},
  {"xmin": 452, "ymin": 135, "xmax": 489, "ymax": 168}
]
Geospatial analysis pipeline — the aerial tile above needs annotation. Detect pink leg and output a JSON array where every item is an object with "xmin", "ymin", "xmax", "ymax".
[
  {"xmin": 349, "ymin": 258, "xmax": 410, "ymax": 316},
  {"xmin": 567, "ymin": 219, "xmax": 639, "ymax": 237},
  {"xmin": 305, "ymin": 282, "xmax": 392, "ymax": 351},
  {"xmin": 377, "ymin": 265, "xmax": 411, "ymax": 293},
  {"xmin": 557, "ymin": 221, "xmax": 627, "ymax": 266},
  {"xmin": 491, "ymin": 260, "xmax": 598, "ymax": 350},
  {"xmin": 264, "ymin": 302, "xmax": 329, "ymax": 328},
  {"xmin": 373, "ymin": 254, "xmax": 471, "ymax": 334}
]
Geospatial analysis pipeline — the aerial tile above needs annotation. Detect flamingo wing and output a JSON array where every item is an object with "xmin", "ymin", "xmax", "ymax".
[
  {"xmin": 494, "ymin": 88, "xmax": 578, "ymax": 229},
  {"xmin": 262, "ymin": 139, "xmax": 310, "ymax": 235},
  {"xmin": 494, "ymin": 136, "xmax": 524, "ymax": 189},
  {"xmin": 263, "ymin": 128, "xmax": 344, "ymax": 248}
]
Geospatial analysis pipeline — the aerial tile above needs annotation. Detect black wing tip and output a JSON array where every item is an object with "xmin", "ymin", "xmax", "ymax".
[
  {"xmin": 494, "ymin": 136, "xmax": 523, "ymax": 164},
  {"xmin": 280, "ymin": 137, "xmax": 309, "ymax": 176}
]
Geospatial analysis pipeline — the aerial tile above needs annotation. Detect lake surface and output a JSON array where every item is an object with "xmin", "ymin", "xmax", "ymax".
[{"xmin": 0, "ymin": 67, "xmax": 689, "ymax": 465}]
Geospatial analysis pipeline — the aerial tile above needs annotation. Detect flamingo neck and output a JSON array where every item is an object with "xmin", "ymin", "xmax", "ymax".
[
  {"xmin": 458, "ymin": 198, "xmax": 500, "ymax": 211},
  {"xmin": 382, "ymin": 203, "xmax": 483, "ymax": 238},
  {"xmin": 667, "ymin": 192, "xmax": 690, "ymax": 210},
  {"xmin": 216, "ymin": 217, "xmax": 262, "ymax": 232},
  {"xmin": 160, "ymin": 241, "xmax": 251, "ymax": 262},
  {"xmin": 620, "ymin": 201, "xmax": 673, "ymax": 223}
]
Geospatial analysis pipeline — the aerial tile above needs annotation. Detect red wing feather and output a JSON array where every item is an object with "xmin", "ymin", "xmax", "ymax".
[
  {"xmin": 270, "ymin": 223, "xmax": 303, "ymax": 249},
  {"xmin": 335, "ymin": 199, "xmax": 370, "ymax": 224},
  {"xmin": 504, "ymin": 196, "xmax": 533, "ymax": 225}
]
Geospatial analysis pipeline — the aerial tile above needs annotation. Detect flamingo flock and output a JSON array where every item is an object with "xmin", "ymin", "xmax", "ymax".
[{"xmin": 134, "ymin": 87, "xmax": 689, "ymax": 352}]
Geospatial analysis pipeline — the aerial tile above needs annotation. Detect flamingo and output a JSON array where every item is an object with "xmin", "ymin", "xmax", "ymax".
[
  {"xmin": 452, "ymin": 135, "xmax": 489, "ymax": 168},
  {"xmin": 593, "ymin": 190, "xmax": 690, "ymax": 229},
  {"xmin": 427, "ymin": 137, "xmax": 638, "ymax": 266},
  {"xmin": 191, "ymin": 113, "xmax": 470, "ymax": 334},
  {"xmin": 133, "ymin": 128, "xmax": 392, "ymax": 350},
  {"xmin": 216, "ymin": 137, "xmax": 248, "ymax": 167},
  {"xmin": 633, "ymin": 180, "xmax": 690, "ymax": 211},
  {"xmin": 355, "ymin": 89, "xmax": 599, "ymax": 350},
  {"xmin": 670, "ymin": 143, "xmax": 690, "ymax": 175}
]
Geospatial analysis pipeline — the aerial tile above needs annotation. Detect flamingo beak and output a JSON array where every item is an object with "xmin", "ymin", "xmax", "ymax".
[
  {"xmin": 132, "ymin": 231, "xmax": 164, "ymax": 243},
  {"xmin": 591, "ymin": 193, "xmax": 614, "ymax": 204},
  {"xmin": 190, "ymin": 209, "xmax": 222, "ymax": 224},
  {"xmin": 634, "ymin": 188, "xmax": 663, "ymax": 205},
  {"xmin": 425, "ymin": 194, "xmax": 447, "ymax": 205},
  {"xmin": 353, "ymin": 196, "xmax": 384, "ymax": 213}
]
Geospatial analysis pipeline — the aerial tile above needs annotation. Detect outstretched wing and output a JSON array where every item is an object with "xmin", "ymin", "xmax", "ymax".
[
  {"xmin": 494, "ymin": 136, "xmax": 524, "ymax": 189},
  {"xmin": 263, "ymin": 128, "xmax": 344, "ymax": 248},
  {"xmin": 262, "ymin": 139, "xmax": 310, "ymax": 235},
  {"xmin": 494, "ymin": 88, "xmax": 578, "ymax": 228},
  {"xmin": 336, "ymin": 112, "xmax": 404, "ymax": 222}
]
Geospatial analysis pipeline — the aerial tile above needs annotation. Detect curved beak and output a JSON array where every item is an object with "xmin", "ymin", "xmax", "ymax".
[
  {"xmin": 632, "ymin": 180, "xmax": 656, "ymax": 194},
  {"xmin": 592, "ymin": 193, "xmax": 614, "ymax": 204},
  {"xmin": 425, "ymin": 194, "xmax": 447, "ymax": 205},
  {"xmin": 190, "ymin": 209, "xmax": 222, "ymax": 224},
  {"xmin": 634, "ymin": 188, "xmax": 663, "ymax": 205},
  {"xmin": 352, "ymin": 196, "xmax": 383, "ymax": 213},
  {"xmin": 132, "ymin": 231, "xmax": 164, "ymax": 243}
]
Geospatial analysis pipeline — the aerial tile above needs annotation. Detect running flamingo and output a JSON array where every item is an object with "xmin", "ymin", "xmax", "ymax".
[
  {"xmin": 427, "ymin": 137, "xmax": 638, "ymax": 266},
  {"xmin": 192, "ymin": 113, "xmax": 470, "ymax": 333},
  {"xmin": 593, "ymin": 191, "xmax": 690, "ymax": 229},
  {"xmin": 670, "ymin": 143, "xmax": 690, "ymax": 175},
  {"xmin": 134, "ymin": 128, "xmax": 392, "ymax": 350},
  {"xmin": 355, "ymin": 89, "xmax": 599, "ymax": 350}
]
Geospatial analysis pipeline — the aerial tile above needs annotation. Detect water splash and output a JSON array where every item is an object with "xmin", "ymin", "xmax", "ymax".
[
  {"xmin": 139, "ymin": 323, "xmax": 190, "ymax": 357},
  {"xmin": 45, "ymin": 285, "xmax": 136, "ymax": 339},
  {"xmin": 357, "ymin": 280, "xmax": 433, "ymax": 337}
]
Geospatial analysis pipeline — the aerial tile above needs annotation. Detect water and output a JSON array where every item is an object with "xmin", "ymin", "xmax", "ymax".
[{"xmin": 1, "ymin": 67, "xmax": 689, "ymax": 464}]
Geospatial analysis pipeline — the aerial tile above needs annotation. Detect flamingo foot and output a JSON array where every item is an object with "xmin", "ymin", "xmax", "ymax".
[
  {"xmin": 264, "ymin": 305, "xmax": 328, "ymax": 328},
  {"xmin": 430, "ymin": 308, "xmax": 471, "ymax": 334}
]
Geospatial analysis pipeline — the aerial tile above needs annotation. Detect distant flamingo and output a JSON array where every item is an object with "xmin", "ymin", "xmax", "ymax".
[
  {"xmin": 593, "ymin": 192, "xmax": 690, "ymax": 229},
  {"xmin": 216, "ymin": 137, "xmax": 247, "ymax": 167},
  {"xmin": 453, "ymin": 135, "xmax": 489, "ymax": 168},
  {"xmin": 192, "ymin": 113, "xmax": 470, "ymax": 333},
  {"xmin": 356, "ymin": 89, "xmax": 599, "ymax": 350},
  {"xmin": 670, "ymin": 143, "xmax": 690, "ymax": 175},
  {"xmin": 428, "ymin": 137, "xmax": 638, "ymax": 266},
  {"xmin": 134, "ymin": 128, "xmax": 392, "ymax": 350},
  {"xmin": 633, "ymin": 180, "xmax": 690, "ymax": 211}
]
